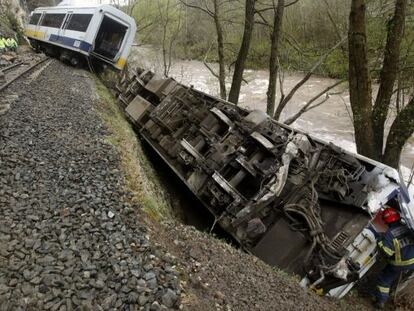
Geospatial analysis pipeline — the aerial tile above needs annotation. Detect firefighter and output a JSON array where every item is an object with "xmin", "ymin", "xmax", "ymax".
[{"xmin": 370, "ymin": 207, "xmax": 414, "ymax": 309}]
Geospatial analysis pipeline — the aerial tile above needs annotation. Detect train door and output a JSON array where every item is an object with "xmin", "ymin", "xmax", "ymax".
[
  {"xmin": 36, "ymin": 11, "xmax": 46, "ymax": 34},
  {"xmin": 92, "ymin": 15, "xmax": 128, "ymax": 61},
  {"xmin": 59, "ymin": 11, "xmax": 73, "ymax": 39}
]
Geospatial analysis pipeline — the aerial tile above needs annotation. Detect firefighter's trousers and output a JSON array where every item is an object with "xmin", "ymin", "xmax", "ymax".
[{"xmin": 376, "ymin": 264, "xmax": 412, "ymax": 303}]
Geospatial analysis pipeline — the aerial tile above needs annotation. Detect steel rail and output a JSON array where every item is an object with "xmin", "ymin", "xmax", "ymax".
[
  {"xmin": 2, "ymin": 62, "xmax": 24, "ymax": 73},
  {"xmin": 0, "ymin": 57, "xmax": 50, "ymax": 93}
]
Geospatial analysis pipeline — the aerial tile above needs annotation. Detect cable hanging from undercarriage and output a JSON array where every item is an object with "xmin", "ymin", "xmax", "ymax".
[{"xmin": 283, "ymin": 178, "xmax": 344, "ymax": 263}]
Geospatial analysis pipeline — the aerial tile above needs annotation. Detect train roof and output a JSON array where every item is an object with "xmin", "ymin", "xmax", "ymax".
[{"xmin": 32, "ymin": 4, "xmax": 135, "ymax": 24}]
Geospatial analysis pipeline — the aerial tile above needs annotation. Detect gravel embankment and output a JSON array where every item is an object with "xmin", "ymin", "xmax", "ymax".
[{"xmin": 0, "ymin": 60, "xmax": 180, "ymax": 310}]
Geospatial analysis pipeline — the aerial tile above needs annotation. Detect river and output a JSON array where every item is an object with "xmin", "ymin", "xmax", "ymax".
[{"xmin": 129, "ymin": 46, "xmax": 414, "ymax": 191}]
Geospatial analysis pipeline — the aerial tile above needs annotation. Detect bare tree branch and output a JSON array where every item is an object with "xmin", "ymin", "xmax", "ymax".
[
  {"xmin": 278, "ymin": 57, "xmax": 285, "ymax": 104},
  {"xmin": 339, "ymin": 94, "xmax": 354, "ymax": 124},
  {"xmin": 283, "ymin": 79, "xmax": 346, "ymax": 125},
  {"xmin": 408, "ymin": 163, "xmax": 414, "ymax": 189},
  {"xmin": 137, "ymin": 22, "xmax": 154, "ymax": 32},
  {"xmin": 274, "ymin": 36, "xmax": 347, "ymax": 119},
  {"xmin": 178, "ymin": 0, "xmax": 214, "ymax": 18},
  {"xmin": 203, "ymin": 42, "xmax": 220, "ymax": 79},
  {"xmin": 285, "ymin": 0, "xmax": 300, "ymax": 8},
  {"xmin": 255, "ymin": 10, "xmax": 271, "ymax": 27}
]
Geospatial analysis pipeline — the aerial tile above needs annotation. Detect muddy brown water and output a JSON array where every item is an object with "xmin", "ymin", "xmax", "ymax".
[{"xmin": 129, "ymin": 45, "xmax": 414, "ymax": 195}]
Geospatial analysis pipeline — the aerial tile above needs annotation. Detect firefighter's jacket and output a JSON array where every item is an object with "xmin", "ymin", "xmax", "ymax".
[{"xmin": 377, "ymin": 222, "xmax": 414, "ymax": 268}]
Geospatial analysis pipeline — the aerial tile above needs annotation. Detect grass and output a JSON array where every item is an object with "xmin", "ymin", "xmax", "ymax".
[{"xmin": 93, "ymin": 76, "xmax": 173, "ymax": 221}]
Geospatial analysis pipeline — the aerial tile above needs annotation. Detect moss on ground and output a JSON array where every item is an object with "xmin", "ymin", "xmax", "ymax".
[{"xmin": 93, "ymin": 76, "xmax": 172, "ymax": 220}]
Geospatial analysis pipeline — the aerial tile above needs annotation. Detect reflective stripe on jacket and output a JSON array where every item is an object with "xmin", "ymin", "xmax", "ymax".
[
  {"xmin": 5, "ymin": 38, "xmax": 13, "ymax": 47},
  {"xmin": 378, "ymin": 223, "xmax": 414, "ymax": 267}
]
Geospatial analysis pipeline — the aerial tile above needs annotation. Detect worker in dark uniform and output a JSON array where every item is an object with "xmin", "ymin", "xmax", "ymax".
[{"xmin": 369, "ymin": 207, "xmax": 414, "ymax": 309}]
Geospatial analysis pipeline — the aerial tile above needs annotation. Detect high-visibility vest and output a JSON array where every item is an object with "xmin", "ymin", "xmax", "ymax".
[
  {"xmin": 5, "ymin": 38, "xmax": 12, "ymax": 47},
  {"xmin": 0, "ymin": 39, "xmax": 5, "ymax": 49},
  {"xmin": 11, "ymin": 39, "xmax": 18, "ymax": 48}
]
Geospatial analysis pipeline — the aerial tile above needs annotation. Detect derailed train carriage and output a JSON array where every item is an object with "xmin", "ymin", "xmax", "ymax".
[
  {"xmin": 116, "ymin": 68, "xmax": 414, "ymax": 298},
  {"xmin": 25, "ymin": 4, "xmax": 136, "ymax": 70}
]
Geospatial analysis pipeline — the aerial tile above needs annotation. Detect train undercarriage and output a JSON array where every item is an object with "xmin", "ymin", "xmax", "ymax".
[{"xmin": 115, "ymin": 68, "xmax": 412, "ymax": 297}]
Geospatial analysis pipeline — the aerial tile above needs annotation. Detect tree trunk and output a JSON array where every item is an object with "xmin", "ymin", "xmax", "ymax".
[
  {"xmin": 213, "ymin": 0, "xmax": 227, "ymax": 100},
  {"xmin": 372, "ymin": 0, "xmax": 407, "ymax": 157},
  {"xmin": 348, "ymin": 0, "xmax": 378, "ymax": 160},
  {"xmin": 228, "ymin": 0, "xmax": 256, "ymax": 104},
  {"xmin": 383, "ymin": 98, "xmax": 414, "ymax": 168},
  {"xmin": 266, "ymin": 0, "xmax": 285, "ymax": 117}
]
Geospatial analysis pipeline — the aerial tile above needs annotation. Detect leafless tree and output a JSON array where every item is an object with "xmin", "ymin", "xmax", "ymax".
[
  {"xmin": 157, "ymin": 0, "xmax": 183, "ymax": 77},
  {"xmin": 348, "ymin": 0, "xmax": 412, "ymax": 168},
  {"xmin": 228, "ymin": 0, "xmax": 256, "ymax": 104},
  {"xmin": 179, "ymin": 0, "xmax": 229, "ymax": 99},
  {"xmin": 255, "ymin": 0, "xmax": 346, "ymax": 122}
]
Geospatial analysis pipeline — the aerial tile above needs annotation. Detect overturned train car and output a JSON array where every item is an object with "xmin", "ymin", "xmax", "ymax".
[{"xmin": 116, "ymin": 68, "xmax": 414, "ymax": 298}]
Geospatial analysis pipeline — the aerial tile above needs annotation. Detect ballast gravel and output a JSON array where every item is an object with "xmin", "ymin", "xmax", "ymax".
[{"xmin": 0, "ymin": 60, "xmax": 180, "ymax": 310}]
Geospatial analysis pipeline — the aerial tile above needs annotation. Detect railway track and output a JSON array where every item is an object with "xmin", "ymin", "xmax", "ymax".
[{"xmin": 0, "ymin": 57, "xmax": 50, "ymax": 92}]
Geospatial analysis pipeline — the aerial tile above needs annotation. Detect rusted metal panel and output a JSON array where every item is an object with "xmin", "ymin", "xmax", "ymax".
[{"xmin": 125, "ymin": 95, "xmax": 152, "ymax": 124}]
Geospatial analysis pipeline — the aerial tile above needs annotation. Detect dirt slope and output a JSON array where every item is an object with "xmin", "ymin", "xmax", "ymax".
[{"xmin": 144, "ymin": 219, "xmax": 376, "ymax": 311}]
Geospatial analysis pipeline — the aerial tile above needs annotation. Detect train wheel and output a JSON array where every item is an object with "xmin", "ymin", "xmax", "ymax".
[{"xmin": 70, "ymin": 57, "xmax": 79, "ymax": 67}]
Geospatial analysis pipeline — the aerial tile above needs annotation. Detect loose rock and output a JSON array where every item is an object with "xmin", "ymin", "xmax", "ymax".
[{"xmin": 0, "ymin": 61, "xmax": 180, "ymax": 310}]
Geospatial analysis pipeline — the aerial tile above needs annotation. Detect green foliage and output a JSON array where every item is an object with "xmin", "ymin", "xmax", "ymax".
[
  {"xmin": 129, "ymin": 0, "xmax": 414, "ymax": 82},
  {"xmin": 246, "ymin": 39, "xmax": 270, "ymax": 69},
  {"xmin": 321, "ymin": 49, "xmax": 349, "ymax": 78}
]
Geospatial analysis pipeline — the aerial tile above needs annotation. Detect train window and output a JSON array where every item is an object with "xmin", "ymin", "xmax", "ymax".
[
  {"xmin": 29, "ymin": 13, "xmax": 41, "ymax": 25},
  {"xmin": 94, "ymin": 16, "xmax": 128, "ymax": 60},
  {"xmin": 66, "ymin": 14, "xmax": 93, "ymax": 32},
  {"xmin": 41, "ymin": 13, "xmax": 66, "ymax": 28}
]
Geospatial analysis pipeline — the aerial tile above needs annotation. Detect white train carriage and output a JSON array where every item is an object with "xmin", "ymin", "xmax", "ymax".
[{"xmin": 25, "ymin": 4, "xmax": 137, "ymax": 70}]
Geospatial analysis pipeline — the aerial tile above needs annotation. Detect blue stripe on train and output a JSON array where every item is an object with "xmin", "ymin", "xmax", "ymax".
[{"xmin": 49, "ymin": 34, "xmax": 92, "ymax": 53}]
